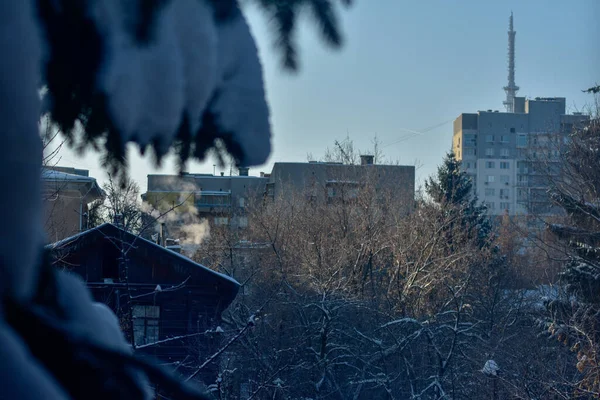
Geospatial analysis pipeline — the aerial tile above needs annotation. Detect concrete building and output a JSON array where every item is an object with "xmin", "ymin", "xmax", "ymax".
[
  {"xmin": 453, "ymin": 98, "xmax": 588, "ymax": 216},
  {"xmin": 453, "ymin": 13, "xmax": 589, "ymax": 217},
  {"xmin": 42, "ymin": 167, "xmax": 105, "ymax": 242},
  {"xmin": 266, "ymin": 155, "xmax": 415, "ymax": 214},
  {"xmin": 142, "ymin": 168, "xmax": 268, "ymax": 229}
]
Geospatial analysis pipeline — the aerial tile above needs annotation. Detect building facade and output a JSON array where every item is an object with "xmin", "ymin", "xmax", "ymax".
[
  {"xmin": 42, "ymin": 166, "xmax": 105, "ymax": 242},
  {"xmin": 48, "ymin": 223, "xmax": 239, "ymax": 386},
  {"xmin": 453, "ymin": 97, "xmax": 588, "ymax": 216},
  {"xmin": 142, "ymin": 168, "xmax": 269, "ymax": 231},
  {"xmin": 266, "ymin": 156, "xmax": 415, "ymax": 214}
]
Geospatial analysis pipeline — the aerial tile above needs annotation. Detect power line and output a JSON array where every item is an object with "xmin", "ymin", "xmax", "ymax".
[{"xmin": 383, "ymin": 119, "xmax": 454, "ymax": 148}]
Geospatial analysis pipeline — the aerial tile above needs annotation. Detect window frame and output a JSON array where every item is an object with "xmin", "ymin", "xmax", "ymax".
[{"xmin": 132, "ymin": 305, "xmax": 160, "ymax": 346}]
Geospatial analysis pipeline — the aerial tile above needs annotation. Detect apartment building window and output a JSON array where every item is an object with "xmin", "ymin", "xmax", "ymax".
[
  {"xmin": 485, "ymin": 161, "xmax": 495, "ymax": 169},
  {"xmin": 464, "ymin": 134, "xmax": 477, "ymax": 147},
  {"xmin": 517, "ymin": 135, "xmax": 527, "ymax": 148},
  {"xmin": 500, "ymin": 135, "xmax": 509, "ymax": 143},
  {"xmin": 133, "ymin": 305, "xmax": 160, "ymax": 346},
  {"xmin": 518, "ymin": 175, "xmax": 528, "ymax": 184},
  {"xmin": 500, "ymin": 148, "xmax": 510, "ymax": 157},
  {"xmin": 499, "ymin": 188, "xmax": 509, "ymax": 199},
  {"xmin": 510, "ymin": 127, "xmax": 516, "ymax": 133},
  {"xmin": 486, "ymin": 175, "xmax": 495, "ymax": 183},
  {"xmin": 500, "ymin": 175, "xmax": 510, "ymax": 184},
  {"xmin": 517, "ymin": 161, "xmax": 528, "ymax": 174},
  {"xmin": 485, "ymin": 188, "xmax": 495, "ymax": 196},
  {"xmin": 214, "ymin": 217, "xmax": 229, "ymax": 226},
  {"xmin": 486, "ymin": 135, "xmax": 494, "ymax": 143},
  {"xmin": 239, "ymin": 197, "xmax": 245, "ymax": 208},
  {"xmin": 464, "ymin": 162, "xmax": 471, "ymax": 169},
  {"xmin": 464, "ymin": 148, "xmax": 476, "ymax": 156},
  {"xmin": 500, "ymin": 162, "xmax": 510, "ymax": 169},
  {"xmin": 500, "ymin": 202, "xmax": 510, "ymax": 211},
  {"xmin": 485, "ymin": 148, "xmax": 494, "ymax": 156},
  {"xmin": 485, "ymin": 202, "xmax": 495, "ymax": 210},
  {"xmin": 237, "ymin": 216, "xmax": 248, "ymax": 228}
]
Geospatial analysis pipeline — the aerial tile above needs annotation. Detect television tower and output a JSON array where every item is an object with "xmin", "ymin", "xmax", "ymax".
[{"xmin": 503, "ymin": 12, "xmax": 519, "ymax": 112}]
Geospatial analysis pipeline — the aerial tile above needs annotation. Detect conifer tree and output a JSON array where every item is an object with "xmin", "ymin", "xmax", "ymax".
[
  {"xmin": 425, "ymin": 151, "xmax": 492, "ymax": 248},
  {"xmin": 544, "ymin": 93, "xmax": 600, "ymax": 395}
]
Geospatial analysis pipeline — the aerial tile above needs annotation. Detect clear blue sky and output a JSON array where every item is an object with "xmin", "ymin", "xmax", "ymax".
[{"xmin": 55, "ymin": 0, "xmax": 600, "ymax": 191}]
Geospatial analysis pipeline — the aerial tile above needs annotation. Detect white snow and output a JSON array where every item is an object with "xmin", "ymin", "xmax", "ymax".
[
  {"xmin": 380, "ymin": 318, "xmax": 420, "ymax": 328},
  {"xmin": 208, "ymin": 9, "xmax": 272, "ymax": 166},
  {"xmin": 56, "ymin": 272, "xmax": 152, "ymax": 398},
  {"xmin": 90, "ymin": 0, "xmax": 271, "ymax": 164},
  {"xmin": 482, "ymin": 360, "xmax": 499, "ymax": 376},
  {"xmin": 171, "ymin": 0, "xmax": 218, "ymax": 135},
  {"xmin": 91, "ymin": 0, "xmax": 186, "ymax": 150},
  {"xmin": 0, "ymin": 1, "xmax": 44, "ymax": 301},
  {"xmin": 214, "ymin": 326, "xmax": 224, "ymax": 333}
]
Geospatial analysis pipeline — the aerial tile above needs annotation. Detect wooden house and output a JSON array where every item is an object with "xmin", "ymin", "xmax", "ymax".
[{"xmin": 48, "ymin": 223, "xmax": 240, "ymax": 383}]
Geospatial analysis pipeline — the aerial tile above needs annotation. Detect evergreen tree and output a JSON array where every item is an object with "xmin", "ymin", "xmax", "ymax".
[
  {"xmin": 544, "ymin": 95, "xmax": 600, "ymax": 395},
  {"xmin": 425, "ymin": 151, "xmax": 492, "ymax": 248}
]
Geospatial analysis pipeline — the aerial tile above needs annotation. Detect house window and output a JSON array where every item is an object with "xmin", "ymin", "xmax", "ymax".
[
  {"xmin": 500, "ymin": 162, "xmax": 510, "ymax": 169},
  {"xmin": 500, "ymin": 175, "xmax": 510, "ymax": 184},
  {"xmin": 485, "ymin": 188, "xmax": 495, "ymax": 196},
  {"xmin": 485, "ymin": 161, "xmax": 495, "ymax": 169},
  {"xmin": 485, "ymin": 148, "xmax": 494, "ymax": 156},
  {"xmin": 486, "ymin": 175, "xmax": 495, "ymax": 183},
  {"xmin": 500, "ymin": 202, "xmax": 510, "ymax": 211},
  {"xmin": 499, "ymin": 189, "xmax": 509, "ymax": 199},
  {"xmin": 500, "ymin": 148, "xmax": 510, "ymax": 157},
  {"xmin": 133, "ymin": 305, "xmax": 160, "ymax": 346},
  {"xmin": 486, "ymin": 135, "xmax": 494, "ymax": 143}
]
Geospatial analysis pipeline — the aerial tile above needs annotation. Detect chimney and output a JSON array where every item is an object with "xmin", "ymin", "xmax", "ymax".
[
  {"xmin": 159, "ymin": 223, "xmax": 166, "ymax": 247},
  {"xmin": 238, "ymin": 167, "xmax": 249, "ymax": 176},
  {"xmin": 360, "ymin": 155, "xmax": 374, "ymax": 166}
]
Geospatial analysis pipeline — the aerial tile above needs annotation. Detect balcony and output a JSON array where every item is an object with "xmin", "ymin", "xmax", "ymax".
[{"xmin": 194, "ymin": 191, "xmax": 232, "ymax": 211}]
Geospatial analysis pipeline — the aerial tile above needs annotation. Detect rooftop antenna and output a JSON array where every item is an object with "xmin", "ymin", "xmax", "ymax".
[{"xmin": 503, "ymin": 12, "xmax": 519, "ymax": 112}]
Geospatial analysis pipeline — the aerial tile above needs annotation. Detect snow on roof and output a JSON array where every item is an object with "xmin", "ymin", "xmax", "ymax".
[
  {"xmin": 41, "ymin": 169, "xmax": 105, "ymax": 200},
  {"xmin": 42, "ymin": 169, "xmax": 96, "ymax": 183},
  {"xmin": 47, "ymin": 223, "xmax": 240, "ymax": 288}
]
